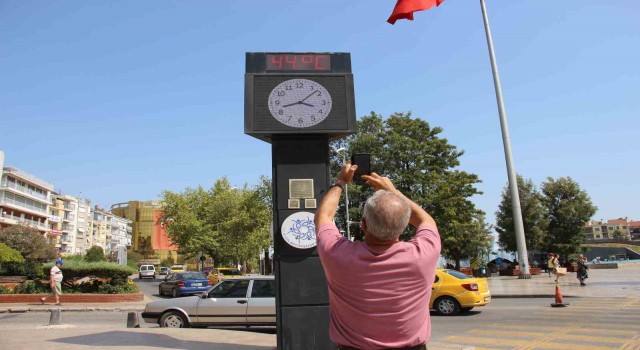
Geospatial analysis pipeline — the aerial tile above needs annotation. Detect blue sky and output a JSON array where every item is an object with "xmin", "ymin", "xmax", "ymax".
[{"xmin": 1, "ymin": 0, "xmax": 638, "ymax": 224}]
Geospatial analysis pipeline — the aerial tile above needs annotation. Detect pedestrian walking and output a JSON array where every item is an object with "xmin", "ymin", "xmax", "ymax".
[
  {"xmin": 547, "ymin": 253, "xmax": 555, "ymax": 277},
  {"xmin": 315, "ymin": 163, "xmax": 440, "ymax": 350},
  {"xmin": 41, "ymin": 259, "xmax": 63, "ymax": 305},
  {"xmin": 577, "ymin": 255, "xmax": 589, "ymax": 286},
  {"xmin": 552, "ymin": 254, "xmax": 562, "ymax": 284}
]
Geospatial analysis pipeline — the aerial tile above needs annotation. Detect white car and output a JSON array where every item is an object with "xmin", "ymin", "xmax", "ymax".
[
  {"xmin": 142, "ymin": 275, "xmax": 275, "ymax": 328},
  {"xmin": 138, "ymin": 265, "xmax": 156, "ymax": 279}
]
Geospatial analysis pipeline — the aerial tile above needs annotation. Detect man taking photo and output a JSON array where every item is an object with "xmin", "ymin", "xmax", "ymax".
[{"xmin": 315, "ymin": 163, "xmax": 441, "ymax": 350}]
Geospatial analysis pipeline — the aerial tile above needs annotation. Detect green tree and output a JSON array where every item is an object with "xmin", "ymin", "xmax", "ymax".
[
  {"xmin": 612, "ymin": 230, "xmax": 626, "ymax": 240},
  {"xmin": 331, "ymin": 112, "xmax": 489, "ymax": 267},
  {"xmin": 540, "ymin": 177, "xmax": 597, "ymax": 257},
  {"xmin": 0, "ymin": 242, "xmax": 24, "ymax": 264},
  {"xmin": 495, "ymin": 175, "xmax": 547, "ymax": 253},
  {"xmin": 85, "ymin": 246, "xmax": 105, "ymax": 262},
  {"xmin": 0, "ymin": 224, "xmax": 56, "ymax": 261},
  {"xmin": 160, "ymin": 177, "xmax": 272, "ymax": 268}
]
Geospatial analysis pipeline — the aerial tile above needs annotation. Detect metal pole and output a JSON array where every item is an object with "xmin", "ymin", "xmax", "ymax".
[
  {"xmin": 479, "ymin": 0, "xmax": 530, "ymax": 278},
  {"xmin": 335, "ymin": 148, "xmax": 351, "ymax": 241}
]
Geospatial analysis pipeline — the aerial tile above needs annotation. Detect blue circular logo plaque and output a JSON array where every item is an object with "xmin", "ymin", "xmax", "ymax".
[{"xmin": 281, "ymin": 211, "xmax": 317, "ymax": 249}]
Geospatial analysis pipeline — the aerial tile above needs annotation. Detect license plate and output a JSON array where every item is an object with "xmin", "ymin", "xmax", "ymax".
[
  {"xmin": 192, "ymin": 283, "xmax": 202, "ymax": 287},
  {"xmin": 484, "ymin": 296, "xmax": 491, "ymax": 302}
]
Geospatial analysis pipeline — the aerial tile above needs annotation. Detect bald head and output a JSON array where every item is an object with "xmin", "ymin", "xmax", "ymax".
[{"xmin": 362, "ymin": 190, "xmax": 411, "ymax": 241}]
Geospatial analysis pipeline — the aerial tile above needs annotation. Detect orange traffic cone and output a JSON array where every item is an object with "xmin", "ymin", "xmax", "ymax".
[{"xmin": 551, "ymin": 285, "xmax": 569, "ymax": 307}]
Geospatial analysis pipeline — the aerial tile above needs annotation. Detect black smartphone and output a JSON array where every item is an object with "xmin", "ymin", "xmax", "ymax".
[{"xmin": 351, "ymin": 153, "xmax": 371, "ymax": 183}]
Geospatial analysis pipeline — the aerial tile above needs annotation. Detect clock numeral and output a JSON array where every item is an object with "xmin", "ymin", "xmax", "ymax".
[
  {"xmin": 316, "ymin": 91, "xmax": 322, "ymax": 96},
  {"xmin": 285, "ymin": 85, "xmax": 293, "ymax": 91},
  {"xmin": 278, "ymin": 109, "xmax": 283, "ymax": 115},
  {"xmin": 286, "ymin": 116, "xmax": 292, "ymax": 122},
  {"xmin": 311, "ymin": 116, "xmax": 316, "ymax": 122},
  {"xmin": 275, "ymin": 100, "xmax": 280, "ymax": 106},
  {"xmin": 322, "ymin": 100, "xmax": 326, "ymax": 106},
  {"xmin": 277, "ymin": 91, "xmax": 285, "ymax": 97},
  {"xmin": 319, "ymin": 110, "xmax": 324, "ymax": 115},
  {"xmin": 296, "ymin": 82, "xmax": 303, "ymax": 88},
  {"xmin": 298, "ymin": 118, "xmax": 304, "ymax": 124},
  {"xmin": 310, "ymin": 85, "xmax": 315, "ymax": 90}
]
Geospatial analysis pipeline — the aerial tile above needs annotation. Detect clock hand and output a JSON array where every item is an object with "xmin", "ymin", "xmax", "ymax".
[
  {"xmin": 282, "ymin": 102, "xmax": 299, "ymax": 108},
  {"xmin": 299, "ymin": 102, "xmax": 314, "ymax": 107},
  {"xmin": 299, "ymin": 90, "xmax": 318, "ymax": 103}
]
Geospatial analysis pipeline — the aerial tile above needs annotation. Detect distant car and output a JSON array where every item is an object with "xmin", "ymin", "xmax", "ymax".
[
  {"xmin": 143, "ymin": 275, "xmax": 275, "ymax": 328},
  {"xmin": 170, "ymin": 265, "xmax": 185, "ymax": 273},
  {"xmin": 200, "ymin": 267, "xmax": 214, "ymax": 276},
  {"xmin": 430, "ymin": 269, "xmax": 491, "ymax": 316},
  {"xmin": 138, "ymin": 265, "xmax": 156, "ymax": 279},
  {"xmin": 159, "ymin": 267, "xmax": 170, "ymax": 275},
  {"xmin": 207, "ymin": 267, "xmax": 244, "ymax": 285},
  {"xmin": 158, "ymin": 272, "xmax": 211, "ymax": 298}
]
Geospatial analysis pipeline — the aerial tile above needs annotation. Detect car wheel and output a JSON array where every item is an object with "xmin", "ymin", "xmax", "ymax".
[
  {"xmin": 159, "ymin": 311, "xmax": 189, "ymax": 328},
  {"xmin": 461, "ymin": 307, "xmax": 474, "ymax": 312},
  {"xmin": 172, "ymin": 288, "xmax": 180, "ymax": 298},
  {"xmin": 434, "ymin": 296, "xmax": 461, "ymax": 316},
  {"xmin": 158, "ymin": 286, "xmax": 163, "ymax": 296}
]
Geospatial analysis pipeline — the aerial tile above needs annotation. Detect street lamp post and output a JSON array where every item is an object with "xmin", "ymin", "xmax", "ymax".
[{"xmin": 334, "ymin": 147, "xmax": 351, "ymax": 240}]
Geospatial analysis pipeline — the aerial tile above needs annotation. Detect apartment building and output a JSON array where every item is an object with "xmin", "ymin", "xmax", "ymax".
[
  {"xmin": 48, "ymin": 194, "xmax": 93, "ymax": 255},
  {"xmin": 75, "ymin": 199, "xmax": 92, "ymax": 254},
  {"xmin": 0, "ymin": 152, "xmax": 53, "ymax": 235},
  {"xmin": 109, "ymin": 215, "xmax": 132, "ymax": 253},
  {"xmin": 111, "ymin": 200, "xmax": 177, "ymax": 264},
  {"xmin": 88, "ymin": 205, "xmax": 133, "ymax": 255},
  {"xmin": 584, "ymin": 218, "xmax": 632, "ymax": 240}
]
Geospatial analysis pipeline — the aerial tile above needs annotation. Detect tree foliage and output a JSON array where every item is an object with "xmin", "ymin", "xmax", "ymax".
[
  {"xmin": 0, "ymin": 242, "xmax": 24, "ymax": 263},
  {"xmin": 540, "ymin": 177, "xmax": 597, "ymax": 257},
  {"xmin": 0, "ymin": 224, "xmax": 56, "ymax": 261},
  {"xmin": 160, "ymin": 177, "xmax": 272, "ymax": 267},
  {"xmin": 85, "ymin": 246, "xmax": 105, "ymax": 262},
  {"xmin": 331, "ymin": 112, "xmax": 489, "ymax": 266},
  {"xmin": 495, "ymin": 175, "xmax": 547, "ymax": 253}
]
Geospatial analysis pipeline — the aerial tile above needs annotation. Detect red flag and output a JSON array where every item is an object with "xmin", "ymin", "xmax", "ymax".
[{"xmin": 387, "ymin": 0, "xmax": 445, "ymax": 25}]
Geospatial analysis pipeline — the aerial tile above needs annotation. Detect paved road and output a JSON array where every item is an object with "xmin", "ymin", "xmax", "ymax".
[{"xmin": 2, "ymin": 297, "xmax": 639, "ymax": 349}]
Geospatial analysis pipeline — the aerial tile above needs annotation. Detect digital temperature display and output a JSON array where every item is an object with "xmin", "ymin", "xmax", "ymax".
[{"xmin": 266, "ymin": 54, "xmax": 331, "ymax": 71}]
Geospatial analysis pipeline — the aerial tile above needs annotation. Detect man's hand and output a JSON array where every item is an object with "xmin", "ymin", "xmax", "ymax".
[
  {"xmin": 362, "ymin": 172, "xmax": 396, "ymax": 192},
  {"xmin": 336, "ymin": 162, "xmax": 357, "ymax": 185}
]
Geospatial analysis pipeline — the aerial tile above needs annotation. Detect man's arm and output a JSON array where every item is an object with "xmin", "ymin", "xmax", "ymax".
[
  {"xmin": 361, "ymin": 172, "xmax": 437, "ymax": 229},
  {"xmin": 314, "ymin": 163, "xmax": 357, "ymax": 227}
]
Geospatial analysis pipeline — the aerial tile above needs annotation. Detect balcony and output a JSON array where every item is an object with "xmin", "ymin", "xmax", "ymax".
[
  {"xmin": 64, "ymin": 203, "xmax": 76, "ymax": 211},
  {"xmin": 63, "ymin": 214, "xmax": 76, "ymax": 222},
  {"xmin": 0, "ymin": 180, "xmax": 48, "ymax": 202},
  {"xmin": 0, "ymin": 197, "xmax": 47, "ymax": 216},
  {"xmin": 0, "ymin": 212, "xmax": 47, "ymax": 229}
]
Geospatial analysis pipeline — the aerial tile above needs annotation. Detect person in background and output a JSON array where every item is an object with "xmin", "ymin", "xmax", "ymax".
[
  {"xmin": 315, "ymin": 163, "xmax": 440, "ymax": 350},
  {"xmin": 41, "ymin": 259, "xmax": 63, "ymax": 306},
  {"xmin": 552, "ymin": 254, "xmax": 561, "ymax": 284},
  {"xmin": 577, "ymin": 254, "xmax": 589, "ymax": 286},
  {"xmin": 547, "ymin": 253, "xmax": 556, "ymax": 277}
]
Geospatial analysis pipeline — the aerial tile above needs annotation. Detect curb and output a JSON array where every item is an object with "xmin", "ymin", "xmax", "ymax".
[{"xmin": 491, "ymin": 294, "xmax": 578, "ymax": 299}]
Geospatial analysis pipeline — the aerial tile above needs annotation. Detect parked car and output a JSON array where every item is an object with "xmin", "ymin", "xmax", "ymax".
[
  {"xmin": 159, "ymin": 267, "xmax": 170, "ymax": 275},
  {"xmin": 158, "ymin": 272, "xmax": 211, "ymax": 298},
  {"xmin": 138, "ymin": 265, "xmax": 156, "ymax": 279},
  {"xmin": 143, "ymin": 275, "xmax": 275, "ymax": 328},
  {"xmin": 170, "ymin": 265, "xmax": 185, "ymax": 273},
  {"xmin": 207, "ymin": 267, "xmax": 244, "ymax": 285},
  {"xmin": 430, "ymin": 269, "xmax": 491, "ymax": 316}
]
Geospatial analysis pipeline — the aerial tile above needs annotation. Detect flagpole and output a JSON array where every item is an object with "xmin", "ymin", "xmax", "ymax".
[{"xmin": 479, "ymin": 0, "xmax": 531, "ymax": 279}]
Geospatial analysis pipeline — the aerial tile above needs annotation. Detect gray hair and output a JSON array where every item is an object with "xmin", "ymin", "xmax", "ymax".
[{"xmin": 362, "ymin": 190, "xmax": 411, "ymax": 241}]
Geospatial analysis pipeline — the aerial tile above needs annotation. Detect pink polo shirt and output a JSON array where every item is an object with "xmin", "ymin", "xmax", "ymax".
[{"xmin": 317, "ymin": 223, "xmax": 441, "ymax": 349}]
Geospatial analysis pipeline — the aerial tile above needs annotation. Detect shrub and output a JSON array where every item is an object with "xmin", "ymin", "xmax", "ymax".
[
  {"xmin": 0, "ymin": 285, "xmax": 11, "ymax": 294},
  {"xmin": 85, "ymin": 246, "xmax": 105, "ymax": 262},
  {"xmin": 42, "ymin": 261, "xmax": 136, "ymax": 282},
  {"xmin": 0, "ymin": 261, "xmax": 45, "ymax": 279},
  {"xmin": 12, "ymin": 280, "xmax": 49, "ymax": 294}
]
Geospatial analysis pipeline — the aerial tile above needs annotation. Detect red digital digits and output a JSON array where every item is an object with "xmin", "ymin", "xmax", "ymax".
[{"xmin": 267, "ymin": 54, "xmax": 330, "ymax": 71}]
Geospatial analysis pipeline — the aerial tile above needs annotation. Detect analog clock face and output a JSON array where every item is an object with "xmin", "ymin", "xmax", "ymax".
[{"xmin": 268, "ymin": 79, "xmax": 332, "ymax": 128}]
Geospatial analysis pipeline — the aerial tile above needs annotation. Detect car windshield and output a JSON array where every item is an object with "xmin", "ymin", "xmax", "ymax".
[
  {"xmin": 179, "ymin": 272, "xmax": 207, "ymax": 280},
  {"xmin": 444, "ymin": 269, "xmax": 472, "ymax": 280},
  {"xmin": 220, "ymin": 269, "xmax": 242, "ymax": 276}
]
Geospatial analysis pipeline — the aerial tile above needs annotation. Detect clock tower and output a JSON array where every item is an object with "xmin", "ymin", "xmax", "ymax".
[{"xmin": 245, "ymin": 52, "xmax": 356, "ymax": 349}]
